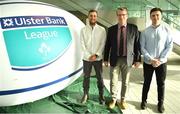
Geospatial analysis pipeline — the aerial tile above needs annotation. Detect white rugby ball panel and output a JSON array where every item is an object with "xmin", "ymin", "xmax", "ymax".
[{"xmin": 0, "ymin": 0, "xmax": 84, "ymax": 106}]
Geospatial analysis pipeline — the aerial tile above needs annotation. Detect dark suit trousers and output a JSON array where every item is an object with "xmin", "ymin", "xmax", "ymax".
[
  {"xmin": 142, "ymin": 62, "xmax": 167, "ymax": 104},
  {"xmin": 82, "ymin": 60, "xmax": 104, "ymax": 95}
]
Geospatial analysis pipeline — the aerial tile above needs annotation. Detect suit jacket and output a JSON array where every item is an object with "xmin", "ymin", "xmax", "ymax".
[{"xmin": 104, "ymin": 23, "xmax": 141, "ymax": 67}]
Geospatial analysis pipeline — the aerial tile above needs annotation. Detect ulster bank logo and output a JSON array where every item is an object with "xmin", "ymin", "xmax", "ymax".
[
  {"xmin": 0, "ymin": 16, "xmax": 67, "ymax": 29},
  {"xmin": 1, "ymin": 16, "xmax": 72, "ymax": 71},
  {"xmin": 3, "ymin": 18, "xmax": 14, "ymax": 27}
]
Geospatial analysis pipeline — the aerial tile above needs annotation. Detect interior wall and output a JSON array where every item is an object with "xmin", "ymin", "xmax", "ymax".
[{"xmin": 128, "ymin": 17, "xmax": 146, "ymax": 32}]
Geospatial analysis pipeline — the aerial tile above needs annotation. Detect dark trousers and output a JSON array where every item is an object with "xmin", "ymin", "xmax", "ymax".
[
  {"xmin": 142, "ymin": 62, "xmax": 167, "ymax": 104},
  {"xmin": 83, "ymin": 60, "xmax": 104, "ymax": 95}
]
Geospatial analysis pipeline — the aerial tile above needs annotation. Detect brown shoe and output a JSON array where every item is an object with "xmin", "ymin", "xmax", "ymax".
[
  {"xmin": 81, "ymin": 94, "xmax": 88, "ymax": 104},
  {"xmin": 117, "ymin": 100, "xmax": 127, "ymax": 109},
  {"xmin": 108, "ymin": 99, "xmax": 116, "ymax": 109}
]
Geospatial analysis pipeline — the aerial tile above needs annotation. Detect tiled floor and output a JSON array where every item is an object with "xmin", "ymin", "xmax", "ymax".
[{"xmin": 103, "ymin": 52, "xmax": 180, "ymax": 114}]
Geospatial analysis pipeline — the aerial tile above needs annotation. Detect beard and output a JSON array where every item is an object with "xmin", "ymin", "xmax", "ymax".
[{"xmin": 89, "ymin": 21, "xmax": 96, "ymax": 26}]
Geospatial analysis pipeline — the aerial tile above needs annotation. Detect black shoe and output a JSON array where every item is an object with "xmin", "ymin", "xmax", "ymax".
[
  {"xmin": 81, "ymin": 94, "xmax": 88, "ymax": 104},
  {"xmin": 158, "ymin": 103, "xmax": 165, "ymax": 113},
  {"xmin": 99, "ymin": 96, "xmax": 105, "ymax": 105},
  {"xmin": 141, "ymin": 101, "xmax": 147, "ymax": 109}
]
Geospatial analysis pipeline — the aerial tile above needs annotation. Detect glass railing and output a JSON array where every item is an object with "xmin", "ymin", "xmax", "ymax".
[{"xmin": 162, "ymin": 14, "xmax": 180, "ymax": 31}]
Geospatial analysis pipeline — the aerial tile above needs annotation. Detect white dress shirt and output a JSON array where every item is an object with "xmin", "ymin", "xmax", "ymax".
[
  {"xmin": 80, "ymin": 24, "xmax": 106, "ymax": 61},
  {"xmin": 140, "ymin": 24, "xmax": 173, "ymax": 64}
]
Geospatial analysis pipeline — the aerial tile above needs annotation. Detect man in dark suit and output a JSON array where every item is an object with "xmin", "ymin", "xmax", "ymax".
[{"xmin": 104, "ymin": 7, "xmax": 141, "ymax": 109}]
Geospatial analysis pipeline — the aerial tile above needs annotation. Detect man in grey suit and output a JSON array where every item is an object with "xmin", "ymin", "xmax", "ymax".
[{"xmin": 104, "ymin": 7, "xmax": 141, "ymax": 109}]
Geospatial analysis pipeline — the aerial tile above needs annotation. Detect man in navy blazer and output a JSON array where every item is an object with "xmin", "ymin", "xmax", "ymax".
[{"xmin": 104, "ymin": 7, "xmax": 141, "ymax": 109}]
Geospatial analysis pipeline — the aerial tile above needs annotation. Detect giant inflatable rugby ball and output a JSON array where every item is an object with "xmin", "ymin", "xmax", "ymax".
[{"xmin": 0, "ymin": 0, "xmax": 84, "ymax": 106}]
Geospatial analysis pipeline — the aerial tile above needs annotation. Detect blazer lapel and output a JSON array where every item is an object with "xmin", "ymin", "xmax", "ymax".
[{"xmin": 126, "ymin": 24, "xmax": 130, "ymax": 41}]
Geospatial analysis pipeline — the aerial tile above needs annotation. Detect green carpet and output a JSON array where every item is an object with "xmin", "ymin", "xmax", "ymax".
[{"xmin": 0, "ymin": 76, "xmax": 122, "ymax": 113}]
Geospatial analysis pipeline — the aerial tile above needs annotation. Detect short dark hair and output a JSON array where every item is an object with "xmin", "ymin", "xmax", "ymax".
[
  {"xmin": 88, "ymin": 9, "xmax": 98, "ymax": 15},
  {"xmin": 150, "ymin": 8, "xmax": 162, "ymax": 15},
  {"xmin": 116, "ymin": 7, "xmax": 128, "ymax": 15}
]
